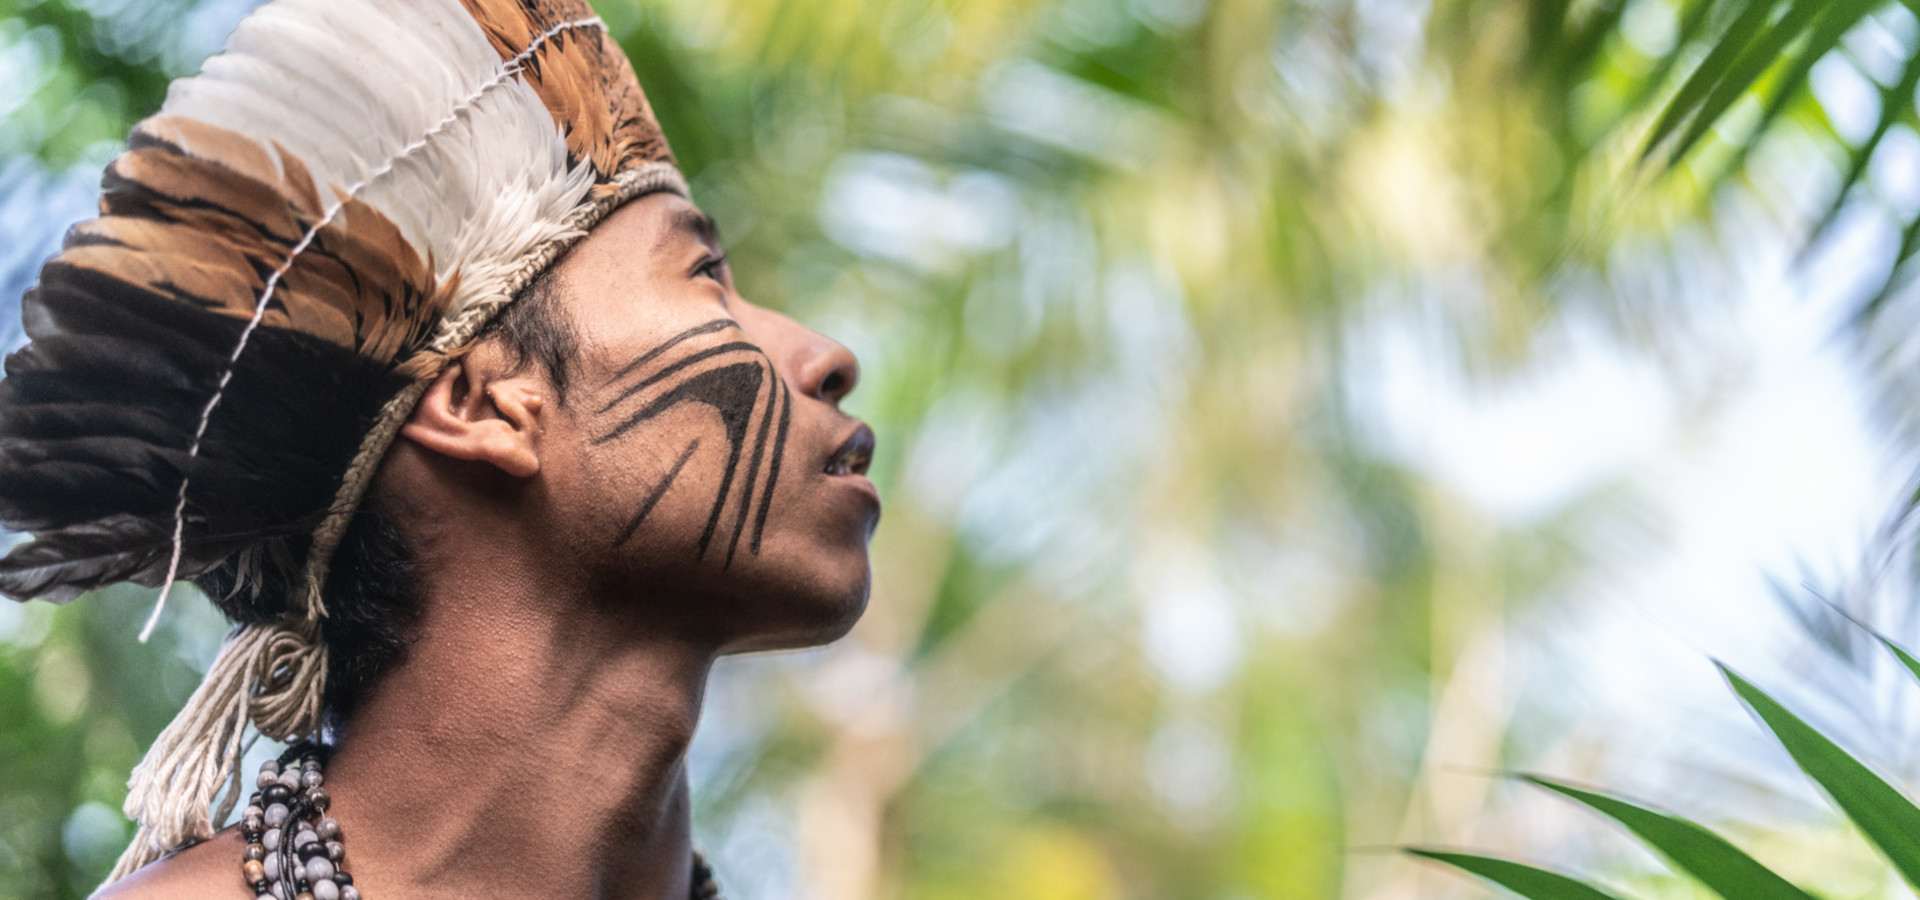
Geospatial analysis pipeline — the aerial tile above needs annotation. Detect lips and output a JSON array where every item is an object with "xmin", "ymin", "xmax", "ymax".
[{"xmin": 825, "ymin": 423, "xmax": 875, "ymax": 477}]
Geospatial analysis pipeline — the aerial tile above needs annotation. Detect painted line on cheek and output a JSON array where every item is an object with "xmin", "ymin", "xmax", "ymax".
[
  {"xmin": 595, "ymin": 342, "xmax": 763, "ymax": 428},
  {"xmin": 681, "ymin": 363, "xmax": 765, "ymax": 561},
  {"xmin": 750, "ymin": 380, "xmax": 792, "ymax": 555},
  {"xmin": 616, "ymin": 438, "xmax": 702, "ymax": 546},
  {"xmin": 724, "ymin": 357, "xmax": 780, "ymax": 567},
  {"xmin": 595, "ymin": 363, "xmax": 762, "ymax": 559},
  {"xmin": 602, "ymin": 319, "xmax": 739, "ymax": 386}
]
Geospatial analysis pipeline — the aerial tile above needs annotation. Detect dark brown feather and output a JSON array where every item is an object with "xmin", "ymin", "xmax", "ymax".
[
  {"xmin": 0, "ymin": 116, "xmax": 441, "ymax": 604},
  {"xmin": 88, "ymin": 116, "xmax": 453, "ymax": 366}
]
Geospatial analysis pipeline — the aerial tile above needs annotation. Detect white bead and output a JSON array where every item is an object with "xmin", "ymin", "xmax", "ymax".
[
  {"xmin": 340, "ymin": 886, "xmax": 361, "ymax": 900},
  {"xmin": 312, "ymin": 880, "xmax": 340, "ymax": 900},
  {"xmin": 306, "ymin": 857, "xmax": 335, "ymax": 882},
  {"xmin": 262, "ymin": 829, "xmax": 281, "ymax": 851},
  {"xmin": 265, "ymin": 803, "xmax": 289, "ymax": 827}
]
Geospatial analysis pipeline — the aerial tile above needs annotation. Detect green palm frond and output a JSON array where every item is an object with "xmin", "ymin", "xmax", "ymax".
[
  {"xmin": 1520, "ymin": 775, "xmax": 1817, "ymax": 900},
  {"xmin": 1719, "ymin": 664, "xmax": 1920, "ymax": 889},
  {"xmin": 1406, "ymin": 849, "xmax": 1631, "ymax": 900},
  {"xmin": 1413, "ymin": 640, "xmax": 1920, "ymax": 899},
  {"xmin": 1623, "ymin": 0, "xmax": 1920, "ymax": 315}
]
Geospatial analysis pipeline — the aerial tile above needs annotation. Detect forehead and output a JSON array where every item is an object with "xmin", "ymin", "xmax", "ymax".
[{"xmin": 557, "ymin": 190, "xmax": 715, "ymax": 283}]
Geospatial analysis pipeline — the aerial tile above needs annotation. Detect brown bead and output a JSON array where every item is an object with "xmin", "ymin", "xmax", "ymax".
[
  {"xmin": 296, "ymin": 893, "xmax": 315, "ymax": 900},
  {"xmin": 246, "ymin": 843, "xmax": 265, "ymax": 861},
  {"xmin": 325, "ymin": 841, "xmax": 344, "ymax": 862},
  {"xmin": 243, "ymin": 860, "xmax": 265, "ymax": 882}
]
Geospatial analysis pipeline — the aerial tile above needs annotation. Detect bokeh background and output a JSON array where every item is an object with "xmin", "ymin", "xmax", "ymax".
[{"xmin": 7, "ymin": 0, "xmax": 1920, "ymax": 897}]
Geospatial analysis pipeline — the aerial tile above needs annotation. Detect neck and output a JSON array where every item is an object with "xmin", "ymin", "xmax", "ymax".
[{"xmin": 323, "ymin": 560, "xmax": 714, "ymax": 900}]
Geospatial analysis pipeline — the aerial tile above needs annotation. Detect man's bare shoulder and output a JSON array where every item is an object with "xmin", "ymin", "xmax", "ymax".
[{"xmin": 90, "ymin": 828, "xmax": 252, "ymax": 900}]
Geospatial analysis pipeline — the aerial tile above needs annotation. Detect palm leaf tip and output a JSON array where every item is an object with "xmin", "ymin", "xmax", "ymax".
[
  {"xmin": 1520, "ymin": 774, "xmax": 1816, "ymax": 900},
  {"xmin": 1405, "ymin": 848, "xmax": 1628, "ymax": 900},
  {"xmin": 1717, "ymin": 662, "xmax": 1920, "ymax": 892},
  {"xmin": 1873, "ymin": 634, "xmax": 1920, "ymax": 688}
]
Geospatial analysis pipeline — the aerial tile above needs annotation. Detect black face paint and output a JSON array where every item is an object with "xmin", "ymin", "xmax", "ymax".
[
  {"xmin": 593, "ymin": 319, "xmax": 792, "ymax": 564},
  {"xmin": 615, "ymin": 438, "xmax": 700, "ymax": 547}
]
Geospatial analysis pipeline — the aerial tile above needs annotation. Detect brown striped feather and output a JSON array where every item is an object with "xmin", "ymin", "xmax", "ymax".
[
  {"xmin": 55, "ymin": 116, "xmax": 451, "ymax": 367},
  {"xmin": 456, "ymin": 0, "xmax": 673, "ymax": 184}
]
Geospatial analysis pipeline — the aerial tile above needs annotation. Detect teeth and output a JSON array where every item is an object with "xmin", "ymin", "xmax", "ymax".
[{"xmin": 825, "ymin": 429, "xmax": 874, "ymax": 477}]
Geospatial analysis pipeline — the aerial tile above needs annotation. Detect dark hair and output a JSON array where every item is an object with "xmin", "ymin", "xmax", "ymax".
[
  {"xmin": 318, "ymin": 495, "xmax": 417, "ymax": 733},
  {"xmin": 200, "ymin": 270, "xmax": 580, "ymax": 734},
  {"xmin": 474, "ymin": 271, "xmax": 580, "ymax": 405}
]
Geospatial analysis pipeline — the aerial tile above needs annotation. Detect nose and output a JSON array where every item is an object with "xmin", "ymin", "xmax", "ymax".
[
  {"xmin": 791, "ymin": 328, "xmax": 859, "ymax": 406},
  {"xmin": 736, "ymin": 301, "xmax": 860, "ymax": 406}
]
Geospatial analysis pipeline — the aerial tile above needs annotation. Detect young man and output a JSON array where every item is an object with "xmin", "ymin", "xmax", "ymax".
[{"xmin": 0, "ymin": 1, "xmax": 877, "ymax": 898}]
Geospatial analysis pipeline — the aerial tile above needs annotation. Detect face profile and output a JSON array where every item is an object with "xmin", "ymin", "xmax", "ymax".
[{"xmin": 399, "ymin": 189, "xmax": 881, "ymax": 653}]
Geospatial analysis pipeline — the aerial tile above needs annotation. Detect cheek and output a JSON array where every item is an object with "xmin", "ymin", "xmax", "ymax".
[
  {"xmin": 555, "ymin": 405, "xmax": 739, "ymax": 564},
  {"xmin": 761, "ymin": 471, "xmax": 878, "ymax": 560},
  {"xmin": 723, "ymin": 433, "xmax": 878, "ymax": 625}
]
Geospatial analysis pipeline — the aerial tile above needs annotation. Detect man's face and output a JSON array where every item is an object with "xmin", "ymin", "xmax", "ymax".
[{"xmin": 532, "ymin": 191, "xmax": 878, "ymax": 651}]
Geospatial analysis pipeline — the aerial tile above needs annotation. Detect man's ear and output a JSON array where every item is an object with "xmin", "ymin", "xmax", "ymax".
[{"xmin": 400, "ymin": 343, "xmax": 546, "ymax": 478}]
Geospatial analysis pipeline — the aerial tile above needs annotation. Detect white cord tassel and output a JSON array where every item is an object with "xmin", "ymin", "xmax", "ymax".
[{"xmin": 105, "ymin": 620, "xmax": 327, "ymax": 882}]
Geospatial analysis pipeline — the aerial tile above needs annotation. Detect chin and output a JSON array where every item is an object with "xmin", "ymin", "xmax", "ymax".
[{"xmin": 720, "ymin": 559, "xmax": 872, "ymax": 654}]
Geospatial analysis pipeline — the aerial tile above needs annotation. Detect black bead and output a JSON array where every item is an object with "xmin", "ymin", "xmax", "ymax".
[
  {"xmin": 253, "ymin": 880, "xmax": 268, "ymax": 893},
  {"xmin": 298, "ymin": 841, "xmax": 326, "ymax": 860},
  {"xmin": 263, "ymin": 784, "xmax": 291, "ymax": 805},
  {"xmin": 334, "ymin": 872, "xmax": 351, "ymax": 887},
  {"xmin": 308, "ymin": 788, "xmax": 329, "ymax": 811}
]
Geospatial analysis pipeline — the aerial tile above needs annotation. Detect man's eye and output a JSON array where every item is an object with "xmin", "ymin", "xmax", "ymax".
[{"xmin": 695, "ymin": 254, "xmax": 728, "ymax": 283}]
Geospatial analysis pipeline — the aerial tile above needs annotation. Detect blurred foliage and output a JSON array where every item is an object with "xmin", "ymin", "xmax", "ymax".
[
  {"xmin": 0, "ymin": 0, "xmax": 1909, "ymax": 899},
  {"xmin": 0, "ymin": 0, "xmax": 204, "ymax": 165},
  {"xmin": 1415, "ymin": 1, "xmax": 1920, "ymax": 896}
]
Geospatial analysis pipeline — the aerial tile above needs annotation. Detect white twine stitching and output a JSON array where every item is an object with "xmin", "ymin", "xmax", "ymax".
[{"xmin": 137, "ymin": 16, "xmax": 606, "ymax": 642}]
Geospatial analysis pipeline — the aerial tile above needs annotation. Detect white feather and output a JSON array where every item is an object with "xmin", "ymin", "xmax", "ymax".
[{"xmin": 160, "ymin": 0, "xmax": 596, "ymax": 316}]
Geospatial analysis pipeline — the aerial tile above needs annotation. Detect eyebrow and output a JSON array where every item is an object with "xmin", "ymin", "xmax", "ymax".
[{"xmin": 668, "ymin": 207, "xmax": 722, "ymax": 249}]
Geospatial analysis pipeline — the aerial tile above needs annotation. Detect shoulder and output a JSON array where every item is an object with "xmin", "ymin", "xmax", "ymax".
[{"xmin": 90, "ymin": 827, "xmax": 253, "ymax": 900}]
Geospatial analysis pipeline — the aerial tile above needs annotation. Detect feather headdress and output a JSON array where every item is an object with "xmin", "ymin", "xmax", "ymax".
[{"xmin": 0, "ymin": 0, "xmax": 684, "ymax": 881}]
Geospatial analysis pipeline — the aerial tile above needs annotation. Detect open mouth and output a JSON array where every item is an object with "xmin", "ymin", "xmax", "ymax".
[{"xmin": 825, "ymin": 424, "xmax": 875, "ymax": 477}]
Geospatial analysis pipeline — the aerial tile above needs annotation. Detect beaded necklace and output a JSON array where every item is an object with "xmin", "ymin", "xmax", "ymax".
[{"xmin": 238, "ymin": 743, "xmax": 722, "ymax": 900}]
